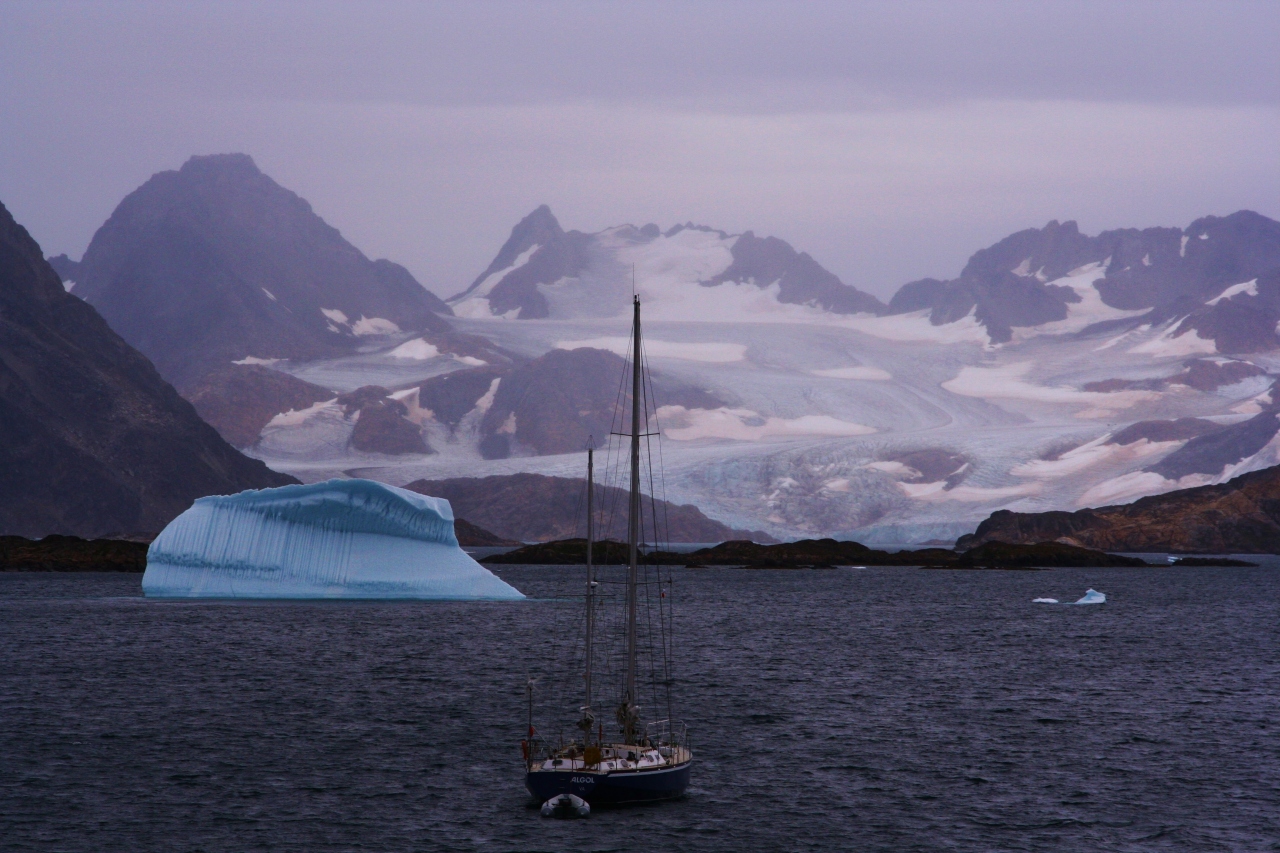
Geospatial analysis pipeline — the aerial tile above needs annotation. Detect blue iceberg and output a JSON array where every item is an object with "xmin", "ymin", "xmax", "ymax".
[
  {"xmin": 142, "ymin": 479, "xmax": 525, "ymax": 600},
  {"xmin": 1073, "ymin": 589, "xmax": 1106, "ymax": 605}
]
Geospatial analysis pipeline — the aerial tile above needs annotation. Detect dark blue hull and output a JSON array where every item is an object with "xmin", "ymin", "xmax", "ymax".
[{"xmin": 525, "ymin": 761, "xmax": 692, "ymax": 806}]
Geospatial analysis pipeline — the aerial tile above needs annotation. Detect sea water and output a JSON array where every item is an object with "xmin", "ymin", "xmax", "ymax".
[{"xmin": 2, "ymin": 563, "xmax": 1278, "ymax": 851}]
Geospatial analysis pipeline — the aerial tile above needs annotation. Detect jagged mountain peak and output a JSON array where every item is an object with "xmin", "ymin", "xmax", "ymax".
[
  {"xmin": 889, "ymin": 209, "xmax": 1280, "ymax": 347},
  {"xmin": 179, "ymin": 151, "xmax": 262, "ymax": 176},
  {"xmin": 458, "ymin": 204, "xmax": 568, "ymax": 298},
  {"xmin": 451, "ymin": 210, "xmax": 885, "ymax": 321},
  {"xmin": 68, "ymin": 154, "xmax": 451, "ymax": 390}
]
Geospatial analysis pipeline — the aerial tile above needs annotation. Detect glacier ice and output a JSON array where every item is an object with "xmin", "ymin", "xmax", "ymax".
[
  {"xmin": 142, "ymin": 479, "xmax": 525, "ymax": 600},
  {"xmin": 1073, "ymin": 589, "xmax": 1106, "ymax": 605},
  {"xmin": 1032, "ymin": 597, "xmax": 1059, "ymax": 604}
]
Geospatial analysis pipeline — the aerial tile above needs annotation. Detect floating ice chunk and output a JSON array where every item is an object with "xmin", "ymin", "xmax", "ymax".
[
  {"xmin": 143, "ymin": 479, "xmax": 525, "ymax": 600},
  {"xmin": 1032, "ymin": 598, "xmax": 1059, "ymax": 604},
  {"xmin": 1073, "ymin": 589, "xmax": 1106, "ymax": 605}
]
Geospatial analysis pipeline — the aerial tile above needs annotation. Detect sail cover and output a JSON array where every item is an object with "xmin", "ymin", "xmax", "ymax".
[{"xmin": 142, "ymin": 478, "xmax": 525, "ymax": 600}]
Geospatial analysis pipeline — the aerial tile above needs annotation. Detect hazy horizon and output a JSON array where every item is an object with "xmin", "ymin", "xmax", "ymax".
[{"xmin": 2, "ymin": 0, "xmax": 1278, "ymax": 300}]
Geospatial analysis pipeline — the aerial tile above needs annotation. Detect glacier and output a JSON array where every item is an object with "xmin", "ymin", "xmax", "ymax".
[{"xmin": 142, "ymin": 479, "xmax": 525, "ymax": 600}]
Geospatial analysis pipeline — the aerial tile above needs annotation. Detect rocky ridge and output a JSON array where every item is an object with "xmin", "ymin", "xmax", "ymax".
[
  {"xmin": 405, "ymin": 473, "xmax": 773, "ymax": 543},
  {"xmin": 957, "ymin": 462, "xmax": 1280, "ymax": 553},
  {"xmin": 0, "ymin": 198, "xmax": 296, "ymax": 539},
  {"xmin": 60, "ymin": 153, "xmax": 452, "ymax": 390}
]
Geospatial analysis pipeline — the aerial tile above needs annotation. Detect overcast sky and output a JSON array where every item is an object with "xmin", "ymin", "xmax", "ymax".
[{"xmin": 2, "ymin": 0, "xmax": 1278, "ymax": 299}]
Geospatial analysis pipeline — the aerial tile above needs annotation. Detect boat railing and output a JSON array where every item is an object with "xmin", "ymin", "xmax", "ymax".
[
  {"xmin": 523, "ymin": 734, "xmax": 554, "ymax": 767},
  {"xmin": 642, "ymin": 718, "xmax": 688, "ymax": 750}
]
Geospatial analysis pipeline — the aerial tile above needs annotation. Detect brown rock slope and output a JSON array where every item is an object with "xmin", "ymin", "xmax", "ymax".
[
  {"xmin": 957, "ymin": 464, "xmax": 1280, "ymax": 553},
  {"xmin": 0, "ymin": 199, "xmax": 296, "ymax": 538},
  {"xmin": 405, "ymin": 473, "xmax": 773, "ymax": 543},
  {"xmin": 186, "ymin": 364, "xmax": 333, "ymax": 448}
]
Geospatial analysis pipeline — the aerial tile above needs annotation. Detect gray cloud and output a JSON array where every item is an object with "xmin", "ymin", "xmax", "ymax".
[{"xmin": 2, "ymin": 0, "xmax": 1278, "ymax": 298}]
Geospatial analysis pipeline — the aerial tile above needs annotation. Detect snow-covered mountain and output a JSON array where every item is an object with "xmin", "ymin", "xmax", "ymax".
[
  {"xmin": 48, "ymin": 176, "xmax": 1280, "ymax": 543},
  {"xmin": 891, "ymin": 211, "xmax": 1280, "ymax": 347},
  {"xmin": 53, "ymin": 154, "xmax": 453, "ymax": 390},
  {"xmin": 447, "ymin": 205, "xmax": 886, "ymax": 321},
  {"xmin": 238, "ymin": 206, "xmax": 1280, "ymax": 543}
]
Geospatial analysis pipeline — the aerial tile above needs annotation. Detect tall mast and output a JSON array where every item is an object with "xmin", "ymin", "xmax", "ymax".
[
  {"xmin": 624, "ymin": 295, "xmax": 642, "ymax": 742},
  {"xmin": 583, "ymin": 441, "xmax": 595, "ymax": 730}
]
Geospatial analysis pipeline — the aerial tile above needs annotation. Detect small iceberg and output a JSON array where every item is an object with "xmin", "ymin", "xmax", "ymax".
[
  {"xmin": 1032, "ymin": 598, "xmax": 1059, "ymax": 604},
  {"xmin": 143, "ymin": 479, "xmax": 525, "ymax": 600},
  {"xmin": 1073, "ymin": 589, "xmax": 1106, "ymax": 605}
]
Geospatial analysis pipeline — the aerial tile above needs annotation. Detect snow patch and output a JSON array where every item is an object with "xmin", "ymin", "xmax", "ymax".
[
  {"xmin": 62, "ymin": 279, "xmax": 76, "ymax": 292},
  {"xmin": 351, "ymin": 316, "xmax": 401, "ymax": 336},
  {"xmin": 845, "ymin": 307, "xmax": 991, "ymax": 346},
  {"xmin": 473, "ymin": 378, "xmax": 501, "ymax": 417},
  {"xmin": 1011, "ymin": 436, "xmax": 1182, "ymax": 479},
  {"xmin": 1127, "ymin": 321, "xmax": 1217, "ymax": 357},
  {"xmin": 942, "ymin": 362, "xmax": 1157, "ymax": 411},
  {"xmin": 389, "ymin": 338, "xmax": 441, "ymax": 360},
  {"xmin": 1078, "ymin": 470, "xmax": 1176, "ymax": 506},
  {"xmin": 233, "ymin": 356, "xmax": 283, "ymax": 366},
  {"xmin": 1013, "ymin": 262, "xmax": 1147, "ymax": 339},
  {"xmin": 812, "ymin": 366, "xmax": 893, "ymax": 381},
  {"xmin": 1233, "ymin": 388, "xmax": 1273, "ymax": 415},
  {"xmin": 1206, "ymin": 279, "xmax": 1258, "ymax": 306},
  {"xmin": 266, "ymin": 398, "xmax": 340, "ymax": 428},
  {"xmin": 456, "ymin": 243, "xmax": 541, "ymax": 303},
  {"xmin": 1142, "ymin": 253, "xmax": 1151, "ymax": 267},
  {"xmin": 556, "ymin": 337, "xmax": 747, "ymax": 363},
  {"xmin": 898, "ymin": 481, "xmax": 1036, "ymax": 502},
  {"xmin": 1012, "ymin": 257, "xmax": 1033, "ymax": 276},
  {"xmin": 390, "ymin": 387, "xmax": 434, "ymax": 426},
  {"xmin": 862, "ymin": 460, "xmax": 922, "ymax": 479},
  {"xmin": 658, "ymin": 405, "xmax": 874, "ymax": 441},
  {"xmin": 262, "ymin": 288, "xmax": 277, "ymax": 302},
  {"xmin": 1180, "ymin": 235, "xmax": 1189, "ymax": 257},
  {"xmin": 1096, "ymin": 324, "xmax": 1151, "ymax": 351},
  {"xmin": 321, "ymin": 308, "xmax": 349, "ymax": 324}
]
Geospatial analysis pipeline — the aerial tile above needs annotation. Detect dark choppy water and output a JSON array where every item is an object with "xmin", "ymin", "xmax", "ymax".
[{"xmin": 2, "ymin": 564, "xmax": 1279, "ymax": 852}]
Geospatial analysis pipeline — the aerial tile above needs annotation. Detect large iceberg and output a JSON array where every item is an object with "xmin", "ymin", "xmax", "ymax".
[{"xmin": 142, "ymin": 479, "xmax": 524, "ymax": 600}]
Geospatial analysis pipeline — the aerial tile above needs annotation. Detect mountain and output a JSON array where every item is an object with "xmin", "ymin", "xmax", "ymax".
[
  {"xmin": 413, "ymin": 346, "xmax": 725, "ymax": 459},
  {"xmin": 185, "ymin": 364, "xmax": 335, "ymax": 448},
  {"xmin": 956, "ymin": 462, "xmax": 1280, "ymax": 554},
  {"xmin": 890, "ymin": 211, "xmax": 1280, "ymax": 345},
  {"xmin": 211, "ymin": 204, "xmax": 1280, "ymax": 545},
  {"xmin": 447, "ymin": 205, "xmax": 885, "ymax": 321},
  {"xmin": 0, "ymin": 199, "xmax": 296, "ymax": 539},
  {"xmin": 404, "ymin": 474, "xmax": 774, "ymax": 543},
  {"xmin": 60, "ymin": 153, "xmax": 452, "ymax": 390}
]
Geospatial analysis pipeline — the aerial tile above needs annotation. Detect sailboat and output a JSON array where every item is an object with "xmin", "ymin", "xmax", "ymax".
[{"xmin": 522, "ymin": 296, "xmax": 693, "ymax": 807}]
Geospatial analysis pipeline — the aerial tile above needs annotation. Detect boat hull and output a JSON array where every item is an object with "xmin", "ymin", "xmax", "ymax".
[{"xmin": 525, "ymin": 761, "xmax": 692, "ymax": 806}]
